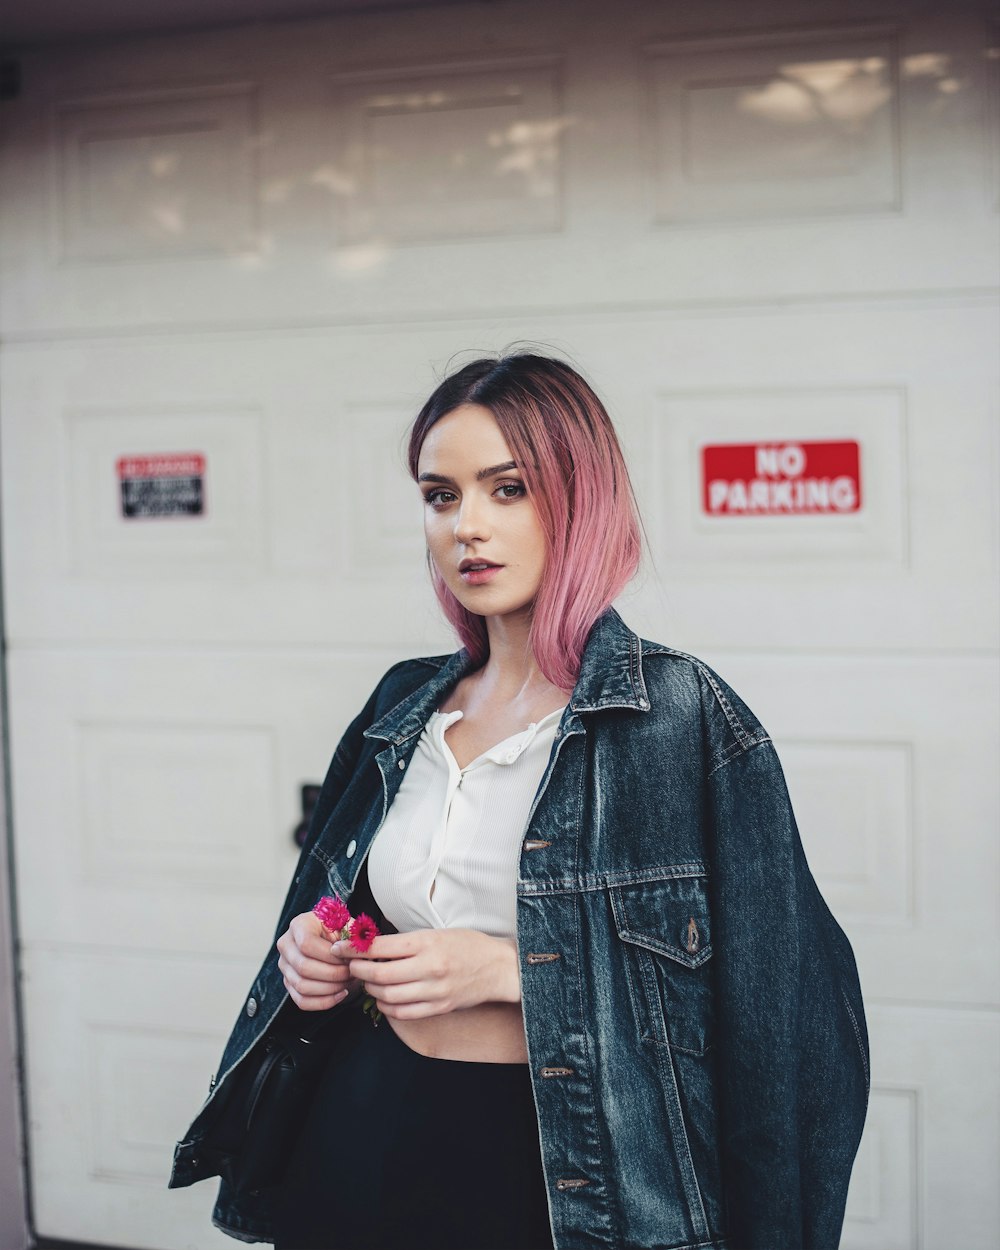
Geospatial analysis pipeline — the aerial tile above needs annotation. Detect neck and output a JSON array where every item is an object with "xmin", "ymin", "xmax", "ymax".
[{"xmin": 475, "ymin": 609, "xmax": 569, "ymax": 702}]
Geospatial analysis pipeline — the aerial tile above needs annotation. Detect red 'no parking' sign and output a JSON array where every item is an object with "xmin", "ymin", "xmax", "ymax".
[{"xmin": 701, "ymin": 441, "xmax": 861, "ymax": 516}]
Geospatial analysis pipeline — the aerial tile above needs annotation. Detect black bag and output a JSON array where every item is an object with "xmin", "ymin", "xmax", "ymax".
[
  {"xmin": 202, "ymin": 995, "xmax": 355, "ymax": 1197},
  {"xmin": 202, "ymin": 855, "xmax": 394, "ymax": 1197}
]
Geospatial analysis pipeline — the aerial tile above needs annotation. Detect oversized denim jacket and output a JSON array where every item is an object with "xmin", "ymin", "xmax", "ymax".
[{"xmin": 169, "ymin": 607, "xmax": 870, "ymax": 1250}]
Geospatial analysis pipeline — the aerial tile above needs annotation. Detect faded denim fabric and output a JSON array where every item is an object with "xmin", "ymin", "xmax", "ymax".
[{"xmin": 169, "ymin": 607, "xmax": 869, "ymax": 1250}]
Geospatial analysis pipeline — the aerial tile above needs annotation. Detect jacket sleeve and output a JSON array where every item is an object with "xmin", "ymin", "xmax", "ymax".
[
  {"xmin": 701, "ymin": 681, "xmax": 870, "ymax": 1249},
  {"xmin": 268, "ymin": 660, "xmax": 409, "ymax": 947}
]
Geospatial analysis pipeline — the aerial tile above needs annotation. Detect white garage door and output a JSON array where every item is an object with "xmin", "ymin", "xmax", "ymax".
[{"xmin": 1, "ymin": 2, "xmax": 997, "ymax": 1247}]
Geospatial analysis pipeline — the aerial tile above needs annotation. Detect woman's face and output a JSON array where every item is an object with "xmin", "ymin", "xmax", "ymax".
[{"xmin": 417, "ymin": 403, "xmax": 547, "ymax": 620}]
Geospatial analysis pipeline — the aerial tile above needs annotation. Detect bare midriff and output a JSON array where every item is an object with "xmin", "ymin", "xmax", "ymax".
[{"xmin": 387, "ymin": 1000, "xmax": 530, "ymax": 1064}]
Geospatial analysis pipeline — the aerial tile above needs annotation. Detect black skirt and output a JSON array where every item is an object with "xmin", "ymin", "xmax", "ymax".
[{"xmin": 271, "ymin": 1001, "xmax": 555, "ymax": 1250}]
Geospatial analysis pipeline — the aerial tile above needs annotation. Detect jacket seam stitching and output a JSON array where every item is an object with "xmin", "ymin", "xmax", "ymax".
[
  {"xmin": 615, "ymin": 896, "xmax": 644, "ymax": 1041},
  {"xmin": 697, "ymin": 664, "xmax": 754, "ymax": 751},
  {"xmin": 642, "ymin": 645, "xmax": 760, "ymax": 755},
  {"xmin": 211, "ymin": 1211, "xmax": 267, "ymax": 1244},
  {"xmin": 571, "ymin": 697, "xmax": 645, "ymax": 711},
  {"xmin": 841, "ymin": 986, "xmax": 870, "ymax": 1095},
  {"xmin": 617, "ymin": 931, "xmax": 714, "ymax": 969},
  {"xmin": 330, "ymin": 741, "xmax": 351, "ymax": 769},
  {"xmin": 707, "ymin": 735, "xmax": 772, "ymax": 778},
  {"xmin": 572, "ymin": 854, "xmax": 616, "ymax": 1238},
  {"xmin": 653, "ymin": 1017, "xmax": 711, "ymax": 1237},
  {"xmin": 310, "ymin": 844, "xmax": 337, "ymax": 873},
  {"xmin": 406, "ymin": 655, "xmax": 450, "ymax": 671},
  {"xmin": 519, "ymin": 863, "xmax": 709, "ymax": 894},
  {"xmin": 708, "ymin": 738, "xmax": 747, "ymax": 774},
  {"xmin": 630, "ymin": 631, "xmax": 648, "ymax": 706}
]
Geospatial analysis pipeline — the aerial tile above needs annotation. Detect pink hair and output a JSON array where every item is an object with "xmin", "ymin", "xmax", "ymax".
[{"xmin": 406, "ymin": 353, "xmax": 643, "ymax": 691}]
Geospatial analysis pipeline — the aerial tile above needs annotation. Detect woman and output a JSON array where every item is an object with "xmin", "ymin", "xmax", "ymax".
[{"xmin": 170, "ymin": 353, "xmax": 870, "ymax": 1250}]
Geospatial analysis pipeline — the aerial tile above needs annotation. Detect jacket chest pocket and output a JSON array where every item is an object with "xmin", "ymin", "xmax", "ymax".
[{"xmin": 609, "ymin": 873, "xmax": 715, "ymax": 1057}]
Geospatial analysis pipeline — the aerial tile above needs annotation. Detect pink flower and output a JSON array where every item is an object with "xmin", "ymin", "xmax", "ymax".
[
  {"xmin": 349, "ymin": 913, "xmax": 380, "ymax": 953},
  {"xmin": 313, "ymin": 895, "xmax": 351, "ymax": 933}
]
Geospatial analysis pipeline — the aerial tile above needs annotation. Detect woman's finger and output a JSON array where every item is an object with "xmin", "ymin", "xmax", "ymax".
[
  {"xmin": 282, "ymin": 970, "xmax": 362, "ymax": 1004},
  {"xmin": 278, "ymin": 952, "xmax": 351, "ymax": 988},
  {"xmin": 280, "ymin": 947, "xmax": 354, "ymax": 984},
  {"xmin": 280, "ymin": 914, "xmax": 359, "ymax": 966},
  {"xmin": 374, "ymin": 996, "xmax": 441, "ymax": 1021},
  {"xmin": 348, "ymin": 952, "xmax": 430, "ymax": 985},
  {"xmin": 279, "ymin": 962, "xmax": 337, "ymax": 998},
  {"xmin": 287, "ymin": 985, "xmax": 350, "ymax": 1012},
  {"xmin": 364, "ymin": 978, "xmax": 448, "ymax": 1007}
]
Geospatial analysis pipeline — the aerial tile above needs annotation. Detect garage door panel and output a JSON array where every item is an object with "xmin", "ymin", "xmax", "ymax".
[
  {"xmin": 23, "ymin": 947, "xmax": 247, "ymax": 1249},
  {"xmin": 64, "ymin": 404, "xmax": 268, "ymax": 577},
  {"xmin": 643, "ymin": 26, "xmax": 902, "ymax": 224},
  {"xmin": 842, "ymin": 1005, "xmax": 1000, "ymax": 1250},
  {"xmin": 8, "ymin": 648, "xmax": 405, "ymax": 956},
  {"xmin": 52, "ymin": 84, "xmax": 259, "ymax": 265}
]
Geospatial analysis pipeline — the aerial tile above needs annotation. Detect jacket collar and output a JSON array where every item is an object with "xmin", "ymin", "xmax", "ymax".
[
  {"xmin": 363, "ymin": 605, "xmax": 648, "ymax": 746},
  {"xmin": 568, "ymin": 605, "xmax": 650, "ymax": 714},
  {"xmin": 363, "ymin": 647, "xmax": 477, "ymax": 746}
]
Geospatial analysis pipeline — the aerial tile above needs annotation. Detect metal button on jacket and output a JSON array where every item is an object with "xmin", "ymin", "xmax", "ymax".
[
  {"xmin": 245, "ymin": 997, "xmax": 257, "ymax": 1018},
  {"xmin": 346, "ymin": 839, "xmax": 357, "ymax": 857}
]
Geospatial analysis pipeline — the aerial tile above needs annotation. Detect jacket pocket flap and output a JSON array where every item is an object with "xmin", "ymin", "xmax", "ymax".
[{"xmin": 610, "ymin": 874, "xmax": 713, "ymax": 969}]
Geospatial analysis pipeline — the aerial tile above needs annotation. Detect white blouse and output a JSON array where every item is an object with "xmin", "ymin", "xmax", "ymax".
[{"xmin": 366, "ymin": 704, "xmax": 566, "ymax": 940}]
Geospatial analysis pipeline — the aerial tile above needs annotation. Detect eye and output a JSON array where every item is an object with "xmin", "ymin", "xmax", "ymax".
[
  {"xmin": 423, "ymin": 488, "xmax": 455, "ymax": 508},
  {"xmin": 496, "ymin": 481, "xmax": 526, "ymax": 500}
]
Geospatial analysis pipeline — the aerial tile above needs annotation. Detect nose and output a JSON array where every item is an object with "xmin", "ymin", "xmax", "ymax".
[{"xmin": 453, "ymin": 493, "xmax": 491, "ymax": 545}]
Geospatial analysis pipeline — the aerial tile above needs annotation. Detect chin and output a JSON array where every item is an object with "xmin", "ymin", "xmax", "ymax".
[
  {"xmin": 451, "ymin": 589, "xmax": 529, "ymax": 619},
  {"xmin": 486, "ymin": 599, "xmax": 536, "ymax": 620}
]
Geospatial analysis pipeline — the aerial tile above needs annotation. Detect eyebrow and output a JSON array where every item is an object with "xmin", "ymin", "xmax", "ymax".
[{"xmin": 418, "ymin": 460, "xmax": 519, "ymax": 485}]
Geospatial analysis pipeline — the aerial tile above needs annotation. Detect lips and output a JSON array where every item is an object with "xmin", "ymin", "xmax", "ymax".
[{"xmin": 458, "ymin": 559, "xmax": 504, "ymax": 586}]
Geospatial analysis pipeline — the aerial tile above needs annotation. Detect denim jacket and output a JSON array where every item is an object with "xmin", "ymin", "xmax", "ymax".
[{"xmin": 169, "ymin": 606, "xmax": 870, "ymax": 1249}]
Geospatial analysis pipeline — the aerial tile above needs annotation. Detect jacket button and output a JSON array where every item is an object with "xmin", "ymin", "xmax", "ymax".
[
  {"xmin": 346, "ymin": 840, "xmax": 357, "ymax": 857},
  {"xmin": 526, "ymin": 952, "xmax": 561, "ymax": 965},
  {"xmin": 246, "ymin": 997, "xmax": 257, "ymax": 1018},
  {"xmin": 556, "ymin": 1178, "xmax": 590, "ymax": 1191},
  {"xmin": 524, "ymin": 838, "xmax": 552, "ymax": 851},
  {"xmin": 397, "ymin": 759, "xmax": 406, "ymax": 769}
]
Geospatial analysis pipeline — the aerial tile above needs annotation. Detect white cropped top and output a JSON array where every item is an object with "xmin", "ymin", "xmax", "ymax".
[{"xmin": 366, "ymin": 705, "xmax": 565, "ymax": 941}]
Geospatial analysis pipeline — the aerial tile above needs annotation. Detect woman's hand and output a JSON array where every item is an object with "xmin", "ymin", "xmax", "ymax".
[
  {"xmin": 340, "ymin": 929, "xmax": 520, "ymax": 1021},
  {"xmin": 276, "ymin": 912, "xmax": 363, "ymax": 1011}
]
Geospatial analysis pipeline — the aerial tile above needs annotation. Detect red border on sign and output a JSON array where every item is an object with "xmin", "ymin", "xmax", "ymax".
[{"xmin": 117, "ymin": 453, "xmax": 206, "ymax": 480}]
